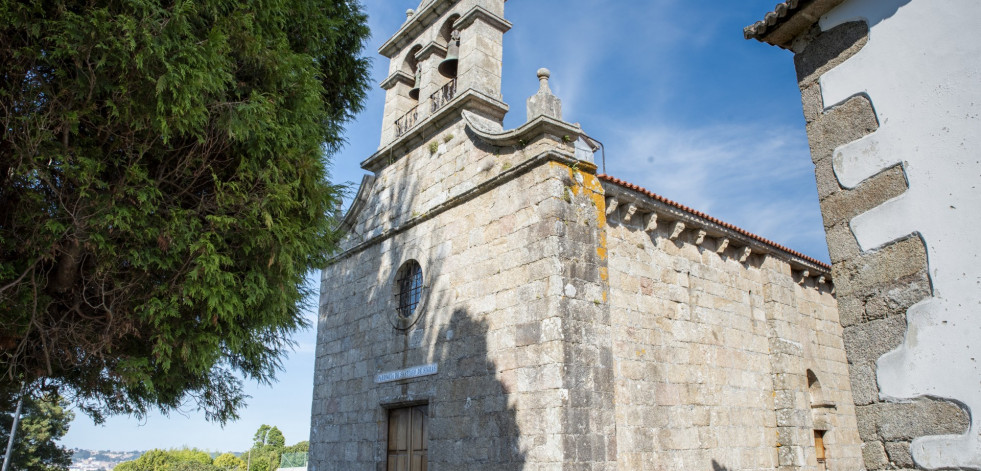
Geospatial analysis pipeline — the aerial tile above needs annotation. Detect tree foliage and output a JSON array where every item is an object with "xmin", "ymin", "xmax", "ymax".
[
  {"xmin": 211, "ymin": 453, "xmax": 244, "ymax": 471},
  {"xmin": 246, "ymin": 424, "xmax": 288, "ymax": 471},
  {"xmin": 0, "ymin": 0, "xmax": 370, "ymax": 422},
  {"xmin": 253, "ymin": 424, "xmax": 285, "ymax": 448},
  {"xmin": 114, "ymin": 448, "xmax": 217, "ymax": 471},
  {"xmin": 115, "ymin": 425, "xmax": 304, "ymax": 471},
  {"xmin": 0, "ymin": 393, "xmax": 74, "ymax": 471}
]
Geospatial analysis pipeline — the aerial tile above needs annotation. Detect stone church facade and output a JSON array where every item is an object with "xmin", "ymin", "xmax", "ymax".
[{"xmin": 311, "ymin": 1, "xmax": 863, "ymax": 469}]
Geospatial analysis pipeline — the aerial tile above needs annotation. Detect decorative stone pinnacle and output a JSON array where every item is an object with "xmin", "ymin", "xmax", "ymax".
[
  {"xmin": 406, "ymin": 9, "xmax": 414, "ymax": 19},
  {"xmin": 527, "ymin": 67, "xmax": 562, "ymax": 122},
  {"xmin": 537, "ymin": 68, "xmax": 551, "ymax": 85}
]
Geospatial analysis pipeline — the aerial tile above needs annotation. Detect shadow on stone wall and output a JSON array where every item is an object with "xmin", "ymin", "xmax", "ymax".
[
  {"xmin": 428, "ymin": 307, "xmax": 526, "ymax": 469},
  {"xmin": 373, "ymin": 129, "xmax": 526, "ymax": 468},
  {"xmin": 711, "ymin": 459, "xmax": 732, "ymax": 471}
]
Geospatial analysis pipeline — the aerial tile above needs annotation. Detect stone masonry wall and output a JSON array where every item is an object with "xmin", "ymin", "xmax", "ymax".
[
  {"xmin": 793, "ymin": 21, "xmax": 970, "ymax": 470},
  {"xmin": 312, "ymin": 110, "xmax": 618, "ymax": 469},
  {"xmin": 604, "ymin": 198, "xmax": 863, "ymax": 471}
]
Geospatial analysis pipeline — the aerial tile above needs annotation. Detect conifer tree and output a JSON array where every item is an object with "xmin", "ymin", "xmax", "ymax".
[
  {"xmin": 0, "ymin": 0, "xmax": 370, "ymax": 422},
  {"xmin": 0, "ymin": 393, "xmax": 74, "ymax": 471}
]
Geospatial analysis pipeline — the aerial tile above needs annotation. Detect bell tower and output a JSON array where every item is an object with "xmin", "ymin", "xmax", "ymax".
[{"xmin": 376, "ymin": 0, "xmax": 510, "ymax": 147}]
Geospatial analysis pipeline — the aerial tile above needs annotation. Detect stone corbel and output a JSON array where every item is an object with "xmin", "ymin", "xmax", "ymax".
[
  {"xmin": 623, "ymin": 204, "xmax": 638, "ymax": 222},
  {"xmin": 716, "ymin": 238, "xmax": 730, "ymax": 254},
  {"xmin": 694, "ymin": 230, "xmax": 707, "ymax": 246},
  {"xmin": 644, "ymin": 213, "xmax": 658, "ymax": 233},
  {"xmin": 605, "ymin": 197, "xmax": 619, "ymax": 215},
  {"xmin": 818, "ymin": 276, "xmax": 827, "ymax": 285},
  {"xmin": 799, "ymin": 270, "xmax": 810, "ymax": 284},
  {"xmin": 739, "ymin": 247, "xmax": 752, "ymax": 263},
  {"xmin": 669, "ymin": 222, "xmax": 686, "ymax": 240},
  {"xmin": 380, "ymin": 70, "xmax": 416, "ymax": 91}
]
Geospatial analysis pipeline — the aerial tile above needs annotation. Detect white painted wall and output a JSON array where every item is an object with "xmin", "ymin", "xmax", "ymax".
[{"xmin": 819, "ymin": 0, "xmax": 981, "ymax": 468}]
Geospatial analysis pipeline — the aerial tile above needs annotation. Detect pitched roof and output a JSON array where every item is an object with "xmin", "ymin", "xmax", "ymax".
[
  {"xmin": 598, "ymin": 174, "xmax": 832, "ymax": 271},
  {"xmin": 744, "ymin": 0, "xmax": 847, "ymax": 49}
]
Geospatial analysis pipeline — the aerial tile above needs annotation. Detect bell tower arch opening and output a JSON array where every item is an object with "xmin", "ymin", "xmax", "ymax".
[{"xmin": 437, "ymin": 14, "xmax": 461, "ymax": 79}]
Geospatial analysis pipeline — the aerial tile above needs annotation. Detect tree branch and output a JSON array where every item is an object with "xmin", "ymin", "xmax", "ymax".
[{"xmin": 0, "ymin": 257, "xmax": 41, "ymax": 295}]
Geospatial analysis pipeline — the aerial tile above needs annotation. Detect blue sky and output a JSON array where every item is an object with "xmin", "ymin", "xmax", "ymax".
[{"xmin": 62, "ymin": 0, "xmax": 826, "ymax": 453}]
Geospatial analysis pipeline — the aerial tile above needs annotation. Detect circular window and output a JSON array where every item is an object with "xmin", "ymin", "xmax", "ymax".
[{"xmin": 393, "ymin": 260, "xmax": 424, "ymax": 328}]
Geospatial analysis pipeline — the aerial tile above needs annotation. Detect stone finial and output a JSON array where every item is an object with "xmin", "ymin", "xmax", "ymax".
[
  {"xmin": 406, "ymin": 9, "xmax": 414, "ymax": 20},
  {"xmin": 526, "ymin": 68, "xmax": 562, "ymax": 122},
  {"xmin": 537, "ymin": 68, "xmax": 551, "ymax": 88}
]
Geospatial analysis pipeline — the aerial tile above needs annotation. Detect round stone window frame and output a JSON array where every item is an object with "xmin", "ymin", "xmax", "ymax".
[{"xmin": 390, "ymin": 258, "xmax": 427, "ymax": 330}]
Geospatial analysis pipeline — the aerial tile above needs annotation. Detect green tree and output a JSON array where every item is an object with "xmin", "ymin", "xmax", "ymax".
[
  {"xmin": 253, "ymin": 424, "xmax": 285, "ymax": 448},
  {"xmin": 0, "ymin": 393, "xmax": 74, "ymax": 471},
  {"xmin": 113, "ymin": 448, "xmax": 216, "ymax": 471},
  {"xmin": 0, "ymin": 0, "xmax": 370, "ymax": 422},
  {"xmin": 211, "ymin": 453, "xmax": 244, "ymax": 471},
  {"xmin": 282, "ymin": 441, "xmax": 308, "ymax": 454},
  {"xmin": 245, "ymin": 424, "xmax": 304, "ymax": 471}
]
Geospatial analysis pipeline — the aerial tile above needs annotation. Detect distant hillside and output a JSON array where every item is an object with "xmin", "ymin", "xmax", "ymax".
[
  {"xmin": 70, "ymin": 449, "xmax": 244, "ymax": 471},
  {"xmin": 70, "ymin": 449, "xmax": 143, "ymax": 471}
]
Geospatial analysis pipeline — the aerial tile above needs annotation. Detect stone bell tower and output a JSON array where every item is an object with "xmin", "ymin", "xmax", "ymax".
[{"xmin": 376, "ymin": 0, "xmax": 511, "ymax": 147}]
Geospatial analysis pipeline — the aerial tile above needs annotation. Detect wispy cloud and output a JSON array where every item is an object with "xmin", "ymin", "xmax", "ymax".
[{"xmin": 604, "ymin": 120, "xmax": 829, "ymax": 261}]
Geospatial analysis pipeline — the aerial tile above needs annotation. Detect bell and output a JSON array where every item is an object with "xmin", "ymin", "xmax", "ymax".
[
  {"xmin": 438, "ymin": 30, "xmax": 460, "ymax": 78},
  {"xmin": 408, "ymin": 68, "xmax": 421, "ymax": 100}
]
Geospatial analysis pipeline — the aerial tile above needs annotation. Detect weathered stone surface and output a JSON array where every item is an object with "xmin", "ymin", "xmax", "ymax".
[
  {"xmin": 819, "ymin": 166, "xmax": 907, "ymax": 229},
  {"xmin": 863, "ymin": 440, "xmax": 889, "ymax": 470},
  {"xmin": 831, "ymin": 236, "xmax": 928, "ymax": 298},
  {"xmin": 606, "ymin": 205, "xmax": 862, "ymax": 469},
  {"xmin": 805, "ymin": 94, "xmax": 879, "ymax": 167},
  {"xmin": 794, "ymin": 21, "xmax": 869, "ymax": 85},
  {"xmin": 885, "ymin": 441, "xmax": 915, "ymax": 469},
  {"xmin": 842, "ymin": 317, "xmax": 906, "ymax": 365}
]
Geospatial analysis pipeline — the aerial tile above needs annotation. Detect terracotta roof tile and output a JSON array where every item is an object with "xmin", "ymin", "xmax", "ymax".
[
  {"xmin": 744, "ymin": 0, "xmax": 848, "ymax": 49},
  {"xmin": 597, "ymin": 174, "xmax": 831, "ymax": 271},
  {"xmin": 744, "ymin": 0, "xmax": 802, "ymax": 41}
]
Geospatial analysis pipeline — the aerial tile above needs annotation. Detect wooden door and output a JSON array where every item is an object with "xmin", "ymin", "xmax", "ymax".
[{"xmin": 388, "ymin": 405, "xmax": 428, "ymax": 471}]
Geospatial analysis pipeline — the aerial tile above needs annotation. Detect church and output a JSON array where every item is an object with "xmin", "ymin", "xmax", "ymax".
[{"xmin": 310, "ymin": 1, "xmax": 863, "ymax": 469}]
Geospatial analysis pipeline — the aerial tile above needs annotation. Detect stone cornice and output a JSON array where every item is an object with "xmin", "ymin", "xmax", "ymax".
[
  {"xmin": 379, "ymin": 0, "xmax": 460, "ymax": 58},
  {"xmin": 454, "ymin": 5, "xmax": 512, "ymax": 33},
  {"xmin": 362, "ymin": 89, "xmax": 509, "ymax": 172},
  {"xmin": 601, "ymin": 177, "xmax": 833, "ymax": 283},
  {"xmin": 333, "ymin": 150, "xmax": 589, "ymax": 263},
  {"xmin": 462, "ymin": 110, "xmax": 590, "ymax": 149},
  {"xmin": 415, "ymin": 41, "xmax": 448, "ymax": 62},
  {"xmin": 380, "ymin": 70, "xmax": 415, "ymax": 91}
]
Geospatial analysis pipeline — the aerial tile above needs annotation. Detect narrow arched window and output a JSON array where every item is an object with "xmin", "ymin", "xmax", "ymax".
[
  {"xmin": 807, "ymin": 369, "xmax": 825, "ymax": 405},
  {"xmin": 395, "ymin": 260, "xmax": 424, "ymax": 319}
]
